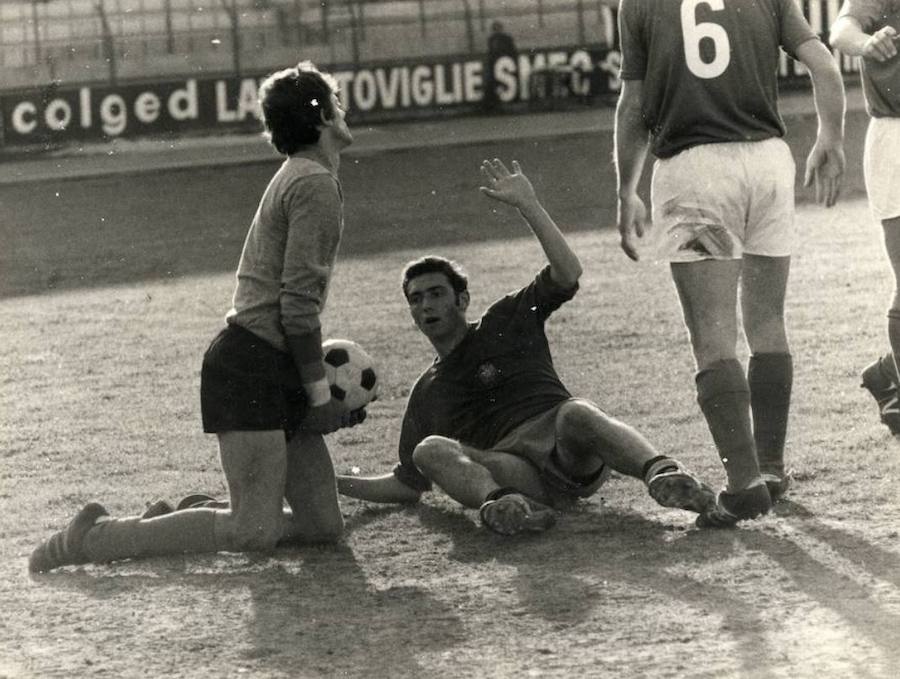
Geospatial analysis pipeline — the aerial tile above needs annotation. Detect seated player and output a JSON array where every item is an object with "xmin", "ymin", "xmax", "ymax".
[{"xmin": 336, "ymin": 159, "xmax": 716, "ymax": 535}]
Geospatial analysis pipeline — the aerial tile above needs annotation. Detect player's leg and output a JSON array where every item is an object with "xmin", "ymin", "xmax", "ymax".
[
  {"xmin": 741, "ymin": 253, "xmax": 793, "ymax": 499},
  {"xmin": 860, "ymin": 117, "xmax": 900, "ymax": 432},
  {"xmin": 412, "ymin": 435, "xmax": 545, "ymax": 507},
  {"xmin": 670, "ymin": 259, "xmax": 772, "ymax": 525},
  {"xmin": 671, "ymin": 258, "xmax": 760, "ymax": 487},
  {"xmin": 29, "ymin": 430, "xmax": 287, "ymax": 572},
  {"xmin": 550, "ymin": 398, "xmax": 714, "ymax": 513},
  {"xmin": 138, "ymin": 436, "xmax": 344, "ymax": 545},
  {"xmin": 739, "ymin": 137, "xmax": 804, "ymax": 500},
  {"xmin": 280, "ymin": 431, "xmax": 344, "ymax": 544},
  {"xmin": 411, "ymin": 436, "xmax": 555, "ymax": 535},
  {"xmin": 862, "ymin": 216, "xmax": 900, "ymax": 433}
]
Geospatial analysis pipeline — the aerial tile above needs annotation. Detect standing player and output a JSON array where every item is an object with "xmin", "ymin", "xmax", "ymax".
[
  {"xmin": 830, "ymin": 2, "xmax": 900, "ymax": 434},
  {"xmin": 29, "ymin": 62, "xmax": 360, "ymax": 572},
  {"xmin": 614, "ymin": 0, "xmax": 846, "ymax": 526},
  {"xmin": 336, "ymin": 159, "xmax": 716, "ymax": 535}
]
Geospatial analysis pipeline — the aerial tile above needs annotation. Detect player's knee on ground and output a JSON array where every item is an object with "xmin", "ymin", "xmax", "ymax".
[
  {"xmin": 226, "ymin": 514, "xmax": 283, "ymax": 553},
  {"xmin": 412, "ymin": 435, "xmax": 466, "ymax": 478},
  {"xmin": 308, "ymin": 511, "xmax": 345, "ymax": 544}
]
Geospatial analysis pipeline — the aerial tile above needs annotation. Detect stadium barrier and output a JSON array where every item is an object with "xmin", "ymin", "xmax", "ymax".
[{"xmin": 0, "ymin": 0, "xmax": 864, "ymax": 149}]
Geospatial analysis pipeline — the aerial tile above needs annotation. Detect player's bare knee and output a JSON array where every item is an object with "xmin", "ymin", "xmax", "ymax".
[
  {"xmin": 412, "ymin": 435, "xmax": 462, "ymax": 473},
  {"xmin": 312, "ymin": 519, "xmax": 344, "ymax": 544},
  {"xmin": 557, "ymin": 398, "xmax": 604, "ymax": 433},
  {"xmin": 229, "ymin": 516, "xmax": 282, "ymax": 553},
  {"xmin": 312, "ymin": 510, "xmax": 345, "ymax": 543}
]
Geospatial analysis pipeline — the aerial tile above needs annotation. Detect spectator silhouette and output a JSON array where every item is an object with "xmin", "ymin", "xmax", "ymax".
[{"xmin": 484, "ymin": 20, "xmax": 517, "ymax": 112}]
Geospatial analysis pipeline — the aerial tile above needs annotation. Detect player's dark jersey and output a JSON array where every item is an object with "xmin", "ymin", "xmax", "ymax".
[
  {"xmin": 393, "ymin": 266, "xmax": 576, "ymax": 492},
  {"xmin": 618, "ymin": 0, "xmax": 818, "ymax": 158},
  {"xmin": 839, "ymin": 0, "xmax": 900, "ymax": 117}
]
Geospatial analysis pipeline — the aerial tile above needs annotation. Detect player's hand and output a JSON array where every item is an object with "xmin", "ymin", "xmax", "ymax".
[
  {"xmin": 862, "ymin": 26, "xmax": 898, "ymax": 62},
  {"xmin": 479, "ymin": 159, "xmax": 538, "ymax": 209},
  {"xmin": 617, "ymin": 192, "xmax": 647, "ymax": 261},
  {"xmin": 300, "ymin": 400, "xmax": 367, "ymax": 435},
  {"xmin": 804, "ymin": 139, "xmax": 845, "ymax": 208}
]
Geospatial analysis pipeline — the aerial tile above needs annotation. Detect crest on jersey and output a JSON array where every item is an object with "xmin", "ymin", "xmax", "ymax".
[{"xmin": 477, "ymin": 362, "xmax": 500, "ymax": 387}]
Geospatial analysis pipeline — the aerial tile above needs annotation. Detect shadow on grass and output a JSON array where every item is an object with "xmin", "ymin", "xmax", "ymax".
[
  {"xmin": 415, "ymin": 500, "xmax": 900, "ymax": 678},
  {"xmin": 32, "ymin": 542, "xmax": 463, "ymax": 678}
]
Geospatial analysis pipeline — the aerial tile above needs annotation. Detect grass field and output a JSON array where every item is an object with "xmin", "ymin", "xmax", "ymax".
[{"xmin": 2, "ymin": 137, "xmax": 900, "ymax": 678}]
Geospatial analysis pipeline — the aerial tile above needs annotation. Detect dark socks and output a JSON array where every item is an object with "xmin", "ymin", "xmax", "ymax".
[
  {"xmin": 696, "ymin": 358, "xmax": 759, "ymax": 492},
  {"xmin": 748, "ymin": 353, "xmax": 792, "ymax": 477}
]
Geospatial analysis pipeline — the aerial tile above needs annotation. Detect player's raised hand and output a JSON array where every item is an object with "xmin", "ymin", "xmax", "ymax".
[
  {"xmin": 863, "ymin": 26, "xmax": 898, "ymax": 62},
  {"xmin": 479, "ymin": 159, "xmax": 537, "ymax": 209},
  {"xmin": 804, "ymin": 138, "xmax": 845, "ymax": 208},
  {"xmin": 617, "ymin": 192, "xmax": 647, "ymax": 261}
]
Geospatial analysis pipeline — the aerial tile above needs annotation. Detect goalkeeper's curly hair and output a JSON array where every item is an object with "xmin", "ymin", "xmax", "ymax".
[{"xmin": 258, "ymin": 61, "xmax": 340, "ymax": 155}]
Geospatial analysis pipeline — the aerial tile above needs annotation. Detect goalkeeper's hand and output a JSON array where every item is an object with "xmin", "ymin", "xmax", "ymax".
[{"xmin": 300, "ymin": 400, "xmax": 367, "ymax": 435}]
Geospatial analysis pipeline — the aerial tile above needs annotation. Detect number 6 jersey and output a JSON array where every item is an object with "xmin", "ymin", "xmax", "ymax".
[{"xmin": 618, "ymin": 0, "xmax": 819, "ymax": 159}]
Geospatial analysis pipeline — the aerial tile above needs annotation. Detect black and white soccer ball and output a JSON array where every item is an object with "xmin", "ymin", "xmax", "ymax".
[{"xmin": 322, "ymin": 338, "xmax": 379, "ymax": 411}]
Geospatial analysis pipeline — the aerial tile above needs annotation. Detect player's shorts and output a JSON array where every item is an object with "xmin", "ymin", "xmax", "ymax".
[
  {"xmin": 493, "ymin": 399, "xmax": 610, "ymax": 501},
  {"xmin": 200, "ymin": 323, "xmax": 308, "ymax": 439},
  {"xmin": 864, "ymin": 116, "xmax": 900, "ymax": 221},
  {"xmin": 650, "ymin": 137, "xmax": 796, "ymax": 262}
]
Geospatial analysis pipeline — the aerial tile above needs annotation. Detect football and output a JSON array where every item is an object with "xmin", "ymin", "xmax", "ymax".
[{"xmin": 322, "ymin": 338, "xmax": 379, "ymax": 411}]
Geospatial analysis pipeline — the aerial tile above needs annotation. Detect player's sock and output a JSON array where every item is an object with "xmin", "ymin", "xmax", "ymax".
[
  {"xmin": 641, "ymin": 455, "xmax": 678, "ymax": 484},
  {"xmin": 29, "ymin": 503, "xmax": 110, "ymax": 573},
  {"xmin": 82, "ymin": 509, "xmax": 219, "ymax": 563},
  {"xmin": 748, "ymin": 353, "xmax": 792, "ymax": 478},
  {"xmin": 696, "ymin": 358, "xmax": 760, "ymax": 493}
]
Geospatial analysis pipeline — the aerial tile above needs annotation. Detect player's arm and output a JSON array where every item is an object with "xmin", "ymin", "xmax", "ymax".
[
  {"xmin": 795, "ymin": 39, "xmax": 847, "ymax": 207},
  {"xmin": 336, "ymin": 472, "xmax": 422, "ymax": 503},
  {"xmin": 614, "ymin": 78, "xmax": 650, "ymax": 261},
  {"xmin": 336, "ymin": 397, "xmax": 430, "ymax": 503},
  {"xmin": 282, "ymin": 175, "xmax": 348, "ymax": 433},
  {"xmin": 478, "ymin": 158, "xmax": 582, "ymax": 289},
  {"xmin": 831, "ymin": 12, "xmax": 898, "ymax": 61}
]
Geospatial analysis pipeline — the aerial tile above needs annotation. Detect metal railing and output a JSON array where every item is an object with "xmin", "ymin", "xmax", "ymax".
[{"xmin": 1, "ymin": 0, "xmax": 618, "ymax": 88}]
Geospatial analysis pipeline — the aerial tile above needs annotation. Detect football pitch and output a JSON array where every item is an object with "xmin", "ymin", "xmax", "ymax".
[{"xmin": 2, "ymin": 136, "xmax": 900, "ymax": 678}]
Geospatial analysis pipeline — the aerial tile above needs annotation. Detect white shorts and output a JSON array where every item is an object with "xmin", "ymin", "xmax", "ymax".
[
  {"xmin": 864, "ymin": 116, "xmax": 900, "ymax": 222},
  {"xmin": 650, "ymin": 138, "xmax": 796, "ymax": 262}
]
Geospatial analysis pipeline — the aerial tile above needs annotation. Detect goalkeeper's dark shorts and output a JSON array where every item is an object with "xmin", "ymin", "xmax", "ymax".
[{"xmin": 200, "ymin": 323, "xmax": 308, "ymax": 439}]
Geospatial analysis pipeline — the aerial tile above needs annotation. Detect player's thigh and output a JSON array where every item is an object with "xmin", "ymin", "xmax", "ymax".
[
  {"xmin": 465, "ymin": 447, "xmax": 548, "ymax": 502},
  {"xmin": 651, "ymin": 143, "xmax": 747, "ymax": 261},
  {"xmin": 740, "ymin": 254, "xmax": 790, "ymax": 353},
  {"xmin": 864, "ymin": 117, "xmax": 900, "ymax": 224},
  {"xmin": 283, "ymin": 432, "xmax": 343, "ymax": 542},
  {"xmin": 744, "ymin": 138, "xmax": 796, "ymax": 258},
  {"xmin": 218, "ymin": 430, "xmax": 287, "ymax": 541},
  {"xmin": 670, "ymin": 258, "xmax": 742, "ymax": 364}
]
